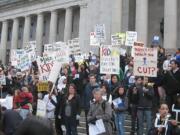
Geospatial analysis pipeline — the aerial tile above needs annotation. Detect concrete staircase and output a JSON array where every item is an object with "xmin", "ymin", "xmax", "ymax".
[{"xmin": 77, "ymin": 112, "xmax": 135, "ymax": 135}]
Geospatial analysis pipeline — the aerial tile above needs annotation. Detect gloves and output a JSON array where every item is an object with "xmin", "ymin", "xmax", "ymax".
[
  {"xmin": 76, "ymin": 115, "xmax": 80, "ymax": 120},
  {"xmin": 88, "ymin": 117, "xmax": 97, "ymax": 125}
]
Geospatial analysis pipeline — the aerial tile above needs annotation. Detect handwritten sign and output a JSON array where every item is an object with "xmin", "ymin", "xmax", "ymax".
[
  {"xmin": 37, "ymin": 56, "xmax": 54, "ymax": 81},
  {"xmin": 111, "ymin": 33, "xmax": 125, "ymax": 46},
  {"xmin": 133, "ymin": 47, "xmax": 157, "ymax": 77},
  {"xmin": 125, "ymin": 31, "xmax": 137, "ymax": 46},
  {"xmin": 100, "ymin": 46, "xmax": 120, "ymax": 74},
  {"xmin": 90, "ymin": 32, "xmax": 100, "ymax": 46}
]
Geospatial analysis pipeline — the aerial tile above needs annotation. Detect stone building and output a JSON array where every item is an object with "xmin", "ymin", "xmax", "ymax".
[{"xmin": 0, "ymin": 0, "xmax": 179, "ymax": 64}]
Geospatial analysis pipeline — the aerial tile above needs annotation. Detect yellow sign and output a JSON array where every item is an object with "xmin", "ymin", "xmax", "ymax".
[{"xmin": 37, "ymin": 82, "xmax": 49, "ymax": 92}]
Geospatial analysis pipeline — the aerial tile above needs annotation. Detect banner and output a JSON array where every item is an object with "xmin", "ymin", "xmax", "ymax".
[
  {"xmin": 100, "ymin": 46, "xmax": 120, "ymax": 74},
  {"xmin": 37, "ymin": 56, "xmax": 54, "ymax": 81},
  {"xmin": 95, "ymin": 24, "xmax": 106, "ymax": 43},
  {"xmin": 111, "ymin": 33, "xmax": 125, "ymax": 46},
  {"xmin": 125, "ymin": 31, "xmax": 137, "ymax": 46},
  {"xmin": 37, "ymin": 82, "xmax": 49, "ymax": 92},
  {"xmin": 90, "ymin": 32, "xmax": 100, "ymax": 46},
  {"xmin": 133, "ymin": 47, "xmax": 158, "ymax": 77},
  {"xmin": 68, "ymin": 38, "xmax": 81, "ymax": 56}
]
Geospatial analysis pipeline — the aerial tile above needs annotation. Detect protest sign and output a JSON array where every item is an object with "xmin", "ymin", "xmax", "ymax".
[
  {"xmin": 89, "ymin": 119, "xmax": 106, "ymax": 135},
  {"xmin": 36, "ymin": 99, "xmax": 46, "ymax": 117},
  {"xmin": 95, "ymin": 24, "xmax": 106, "ymax": 43},
  {"xmin": 11, "ymin": 49, "xmax": 24, "ymax": 66},
  {"xmin": 18, "ymin": 53, "xmax": 31, "ymax": 72},
  {"xmin": 125, "ymin": 31, "xmax": 137, "ymax": 46},
  {"xmin": 111, "ymin": 33, "xmax": 126, "ymax": 46},
  {"xmin": 37, "ymin": 56, "xmax": 54, "ymax": 81},
  {"xmin": 131, "ymin": 41, "xmax": 144, "ymax": 57},
  {"xmin": 100, "ymin": 46, "xmax": 120, "ymax": 74},
  {"xmin": 133, "ymin": 47, "xmax": 158, "ymax": 77},
  {"xmin": 90, "ymin": 32, "xmax": 100, "ymax": 46},
  {"xmin": 0, "ymin": 75, "xmax": 6, "ymax": 85},
  {"xmin": 37, "ymin": 82, "xmax": 49, "ymax": 92},
  {"xmin": 68, "ymin": 38, "xmax": 81, "ymax": 56},
  {"xmin": 48, "ymin": 62, "xmax": 62, "ymax": 84},
  {"xmin": 25, "ymin": 41, "xmax": 37, "ymax": 62}
]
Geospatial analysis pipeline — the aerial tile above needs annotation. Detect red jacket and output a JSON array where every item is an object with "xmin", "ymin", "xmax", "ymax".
[{"xmin": 18, "ymin": 92, "xmax": 33, "ymax": 109}]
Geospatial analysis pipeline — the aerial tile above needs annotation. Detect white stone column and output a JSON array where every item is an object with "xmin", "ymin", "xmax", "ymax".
[
  {"xmin": 23, "ymin": 15, "xmax": 31, "ymax": 47},
  {"xmin": 164, "ymin": 0, "xmax": 177, "ymax": 49},
  {"xmin": 64, "ymin": 7, "xmax": 73, "ymax": 42},
  {"xmin": 49, "ymin": 10, "xmax": 58, "ymax": 43},
  {"xmin": 0, "ymin": 21, "xmax": 8, "ymax": 64},
  {"xmin": 36, "ymin": 13, "xmax": 44, "ymax": 56},
  {"xmin": 79, "ymin": 4, "xmax": 88, "ymax": 53},
  {"xmin": 111, "ymin": 0, "xmax": 123, "ymax": 33},
  {"xmin": 11, "ymin": 18, "xmax": 19, "ymax": 49},
  {"xmin": 135, "ymin": 0, "xmax": 148, "ymax": 46}
]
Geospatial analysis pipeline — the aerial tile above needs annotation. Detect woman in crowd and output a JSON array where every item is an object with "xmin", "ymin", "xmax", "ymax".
[
  {"xmin": 112, "ymin": 85, "xmax": 128, "ymax": 135},
  {"xmin": 59, "ymin": 83, "xmax": 81, "ymax": 135}
]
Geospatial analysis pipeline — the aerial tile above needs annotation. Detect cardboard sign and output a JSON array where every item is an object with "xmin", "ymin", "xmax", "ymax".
[
  {"xmin": 100, "ymin": 46, "xmax": 120, "ymax": 74},
  {"xmin": 0, "ymin": 75, "xmax": 6, "ymax": 85},
  {"xmin": 95, "ymin": 24, "xmax": 106, "ymax": 42},
  {"xmin": 37, "ymin": 82, "xmax": 49, "ymax": 92},
  {"xmin": 125, "ymin": 31, "xmax": 137, "ymax": 46},
  {"xmin": 133, "ymin": 47, "xmax": 158, "ymax": 77},
  {"xmin": 37, "ymin": 56, "xmax": 54, "ymax": 81},
  {"xmin": 111, "ymin": 33, "xmax": 126, "ymax": 46},
  {"xmin": 131, "ymin": 41, "xmax": 144, "ymax": 57},
  {"xmin": 90, "ymin": 32, "xmax": 100, "ymax": 46}
]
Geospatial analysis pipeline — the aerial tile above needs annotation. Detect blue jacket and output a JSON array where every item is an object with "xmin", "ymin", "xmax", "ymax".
[{"xmin": 83, "ymin": 83, "xmax": 99, "ymax": 110}]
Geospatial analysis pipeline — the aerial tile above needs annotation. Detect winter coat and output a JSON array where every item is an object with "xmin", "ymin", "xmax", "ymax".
[{"xmin": 87, "ymin": 99, "xmax": 113, "ymax": 135}]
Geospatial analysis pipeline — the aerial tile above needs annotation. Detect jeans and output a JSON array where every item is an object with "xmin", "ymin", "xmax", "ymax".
[
  {"xmin": 19, "ymin": 109, "xmax": 30, "ymax": 120},
  {"xmin": 130, "ymin": 105, "xmax": 138, "ymax": 134},
  {"xmin": 115, "ymin": 113, "xmax": 125, "ymax": 135},
  {"xmin": 137, "ymin": 109, "xmax": 152, "ymax": 135},
  {"xmin": 64, "ymin": 117, "xmax": 78, "ymax": 135}
]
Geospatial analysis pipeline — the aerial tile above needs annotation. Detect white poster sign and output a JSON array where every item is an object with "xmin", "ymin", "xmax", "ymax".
[
  {"xmin": 125, "ymin": 31, "xmax": 137, "ymax": 46},
  {"xmin": 95, "ymin": 24, "xmax": 106, "ymax": 42},
  {"xmin": 36, "ymin": 99, "xmax": 47, "ymax": 117},
  {"xmin": 37, "ymin": 56, "xmax": 54, "ymax": 81},
  {"xmin": 100, "ymin": 46, "xmax": 120, "ymax": 74},
  {"xmin": 90, "ymin": 32, "xmax": 100, "ymax": 46},
  {"xmin": 133, "ymin": 47, "xmax": 158, "ymax": 77}
]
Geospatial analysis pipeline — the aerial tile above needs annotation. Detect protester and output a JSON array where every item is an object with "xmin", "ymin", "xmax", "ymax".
[
  {"xmin": 133, "ymin": 77, "xmax": 154, "ymax": 135},
  {"xmin": 17, "ymin": 87, "xmax": 33, "ymax": 119},
  {"xmin": 87, "ymin": 88, "xmax": 112, "ymax": 135},
  {"xmin": 112, "ymin": 85, "xmax": 128, "ymax": 135},
  {"xmin": 59, "ymin": 84, "xmax": 81, "ymax": 135},
  {"xmin": 83, "ymin": 74, "xmax": 99, "ymax": 135}
]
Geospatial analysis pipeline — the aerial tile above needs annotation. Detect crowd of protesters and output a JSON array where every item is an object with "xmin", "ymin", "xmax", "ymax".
[{"xmin": 0, "ymin": 45, "xmax": 180, "ymax": 135}]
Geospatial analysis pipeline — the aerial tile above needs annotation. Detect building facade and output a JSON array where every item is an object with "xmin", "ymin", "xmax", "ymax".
[{"xmin": 0, "ymin": 0, "xmax": 179, "ymax": 64}]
